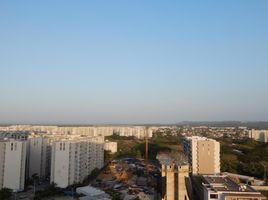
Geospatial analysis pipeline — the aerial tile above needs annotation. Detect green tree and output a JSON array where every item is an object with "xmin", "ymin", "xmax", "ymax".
[
  {"xmin": 0, "ymin": 188, "xmax": 12, "ymax": 200},
  {"xmin": 104, "ymin": 150, "xmax": 113, "ymax": 163},
  {"xmin": 83, "ymin": 168, "xmax": 101, "ymax": 184},
  {"xmin": 32, "ymin": 173, "xmax": 39, "ymax": 197},
  {"xmin": 136, "ymin": 150, "xmax": 142, "ymax": 159}
]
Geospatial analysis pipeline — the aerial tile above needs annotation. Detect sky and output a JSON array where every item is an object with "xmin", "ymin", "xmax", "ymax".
[{"xmin": 0, "ymin": 1, "xmax": 268, "ymax": 124}]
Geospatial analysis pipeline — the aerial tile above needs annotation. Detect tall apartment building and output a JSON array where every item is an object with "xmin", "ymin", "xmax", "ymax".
[
  {"xmin": 112, "ymin": 126, "xmax": 153, "ymax": 139},
  {"xmin": 88, "ymin": 136, "xmax": 105, "ymax": 171},
  {"xmin": 28, "ymin": 136, "xmax": 51, "ymax": 179},
  {"xmin": 0, "ymin": 139, "xmax": 27, "ymax": 191},
  {"xmin": 0, "ymin": 131, "xmax": 30, "ymax": 140},
  {"xmin": 249, "ymin": 129, "xmax": 268, "ymax": 143},
  {"xmin": 184, "ymin": 136, "xmax": 220, "ymax": 175},
  {"xmin": 0, "ymin": 125, "xmax": 157, "ymax": 139},
  {"xmin": 161, "ymin": 163, "xmax": 190, "ymax": 200},
  {"xmin": 50, "ymin": 136, "xmax": 104, "ymax": 188}
]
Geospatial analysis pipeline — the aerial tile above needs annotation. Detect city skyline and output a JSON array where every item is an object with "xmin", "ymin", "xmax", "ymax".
[{"xmin": 1, "ymin": 1, "xmax": 268, "ymax": 124}]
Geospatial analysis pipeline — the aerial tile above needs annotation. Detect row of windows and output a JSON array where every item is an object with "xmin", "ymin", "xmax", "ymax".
[
  {"xmin": 59, "ymin": 143, "xmax": 66, "ymax": 150},
  {"xmin": 10, "ymin": 143, "xmax": 17, "ymax": 151}
]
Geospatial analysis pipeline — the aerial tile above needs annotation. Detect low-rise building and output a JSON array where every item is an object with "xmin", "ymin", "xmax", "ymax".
[
  {"xmin": 202, "ymin": 175, "xmax": 266, "ymax": 200},
  {"xmin": 76, "ymin": 185, "xmax": 111, "ymax": 200},
  {"xmin": 104, "ymin": 141, "xmax": 117, "ymax": 153}
]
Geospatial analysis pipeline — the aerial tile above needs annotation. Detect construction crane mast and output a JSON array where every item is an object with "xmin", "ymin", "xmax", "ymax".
[{"xmin": 145, "ymin": 126, "xmax": 149, "ymax": 163}]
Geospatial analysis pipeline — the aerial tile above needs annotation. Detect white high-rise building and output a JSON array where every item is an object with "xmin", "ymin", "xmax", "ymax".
[
  {"xmin": 28, "ymin": 136, "xmax": 51, "ymax": 179},
  {"xmin": 0, "ymin": 139, "xmax": 27, "ymax": 191},
  {"xmin": 87, "ymin": 136, "xmax": 105, "ymax": 171},
  {"xmin": 249, "ymin": 129, "xmax": 268, "ymax": 143},
  {"xmin": 50, "ymin": 136, "xmax": 104, "ymax": 188},
  {"xmin": 184, "ymin": 136, "xmax": 220, "ymax": 175}
]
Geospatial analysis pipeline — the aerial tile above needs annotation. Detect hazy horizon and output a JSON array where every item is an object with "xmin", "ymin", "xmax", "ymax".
[
  {"xmin": 1, "ymin": 1, "xmax": 268, "ymax": 124},
  {"xmin": 1, "ymin": 120, "xmax": 268, "ymax": 126}
]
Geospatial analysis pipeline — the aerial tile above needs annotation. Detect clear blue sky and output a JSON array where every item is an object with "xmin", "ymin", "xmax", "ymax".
[{"xmin": 0, "ymin": 1, "xmax": 268, "ymax": 124}]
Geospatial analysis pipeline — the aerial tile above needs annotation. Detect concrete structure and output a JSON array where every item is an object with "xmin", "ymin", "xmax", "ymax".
[
  {"xmin": 249, "ymin": 129, "xmax": 268, "ymax": 143},
  {"xmin": 222, "ymin": 172, "xmax": 265, "ymax": 186},
  {"xmin": 161, "ymin": 164, "xmax": 190, "ymax": 200},
  {"xmin": 28, "ymin": 135, "xmax": 51, "ymax": 179},
  {"xmin": 0, "ymin": 125, "xmax": 155, "ymax": 139},
  {"xmin": 88, "ymin": 136, "xmax": 105, "ymax": 171},
  {"xmin": 0, "ymin": 131, "xmax": 30, "ymax": 140},
  {"xmin": 50, "ymin": 136, "xmax": 104, "ymax": 188},
  {"xmin": 76, "ymin": 185, "xmax": 111, "ymax": 200},
  {"xmin": 113, "ymin": 126, "xmax": 153, "ymax": 139},
  {"xmin": 0, "ymin": 139, "xmax": 27, "ymax": 191},
  {"xmin": 104, "ymin": 141, "xmax": 117, "ymax": 153},
  {"xmin": 202, "ymin": 175, "xmax": 266, "ymax": 200},
  {"xmin": 184, "ymin": 136, "xmax": 220, "ymax": 175}
]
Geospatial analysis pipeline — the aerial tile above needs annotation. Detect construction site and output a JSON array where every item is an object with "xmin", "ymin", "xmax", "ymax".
[{"xmin": 91, "ymin": 158, "xmax": 161, "ymax": 200}]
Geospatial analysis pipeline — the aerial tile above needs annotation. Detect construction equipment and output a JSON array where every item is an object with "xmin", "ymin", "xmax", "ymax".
[{"xmin": 145, "ymin": 126, "xmax": 149, "ymax": 163}]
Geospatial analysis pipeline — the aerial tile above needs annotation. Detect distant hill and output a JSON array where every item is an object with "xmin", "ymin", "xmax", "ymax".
[{"xmin": 177, "ymin": 121, "xmax": 268, "ymax": 129}]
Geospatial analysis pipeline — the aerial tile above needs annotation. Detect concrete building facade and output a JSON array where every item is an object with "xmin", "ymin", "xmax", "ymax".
[
  {"xmin": 104, "ymin": 141, "xmax": 117, "ymax": 153},
  {"xmin": 184, "ymin": 136, "xmax": 220, "ymax": 175},
  {"xmin": 202, "ymin": 175, "xmax": 266, "ymax": 200},
  {"xmin": 50, "ymin": 136, "xmax": 104, "ymax": 188},
  {"xmin": 28, "ymin": 136, "xmax": 51, "ymax": 179},
  {"xmin": 0, "ymin": 139, "xmax": 27, "ymax": 191},
  {"xmin": 161, "ymin": 164, "xmax": 190, "ymax": 200},
  {"xmin": 249, "ymin": 129, "xmax": 268, "ymax": 143}
]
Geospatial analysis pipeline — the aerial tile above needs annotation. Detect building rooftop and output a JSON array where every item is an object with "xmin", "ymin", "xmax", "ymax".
[
  {"xmin": 185, "ymin": 136, "xmax": 217, "ymax": 141},
  {"xmin": 157, "ymin": 152, "xmax": 188, "ymax": 166},
  {"xmin": 76, "ymin": 186, "xmax": 106, "ymax": 196},
  {"xmin": 203, "ymin": 175, "xmax": 256, "ymax": 193}
]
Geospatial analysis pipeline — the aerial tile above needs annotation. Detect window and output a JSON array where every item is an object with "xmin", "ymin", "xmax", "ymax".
[{"xmin": 210, "ymin": 194, "xmax": 218, "ymax": 199}]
